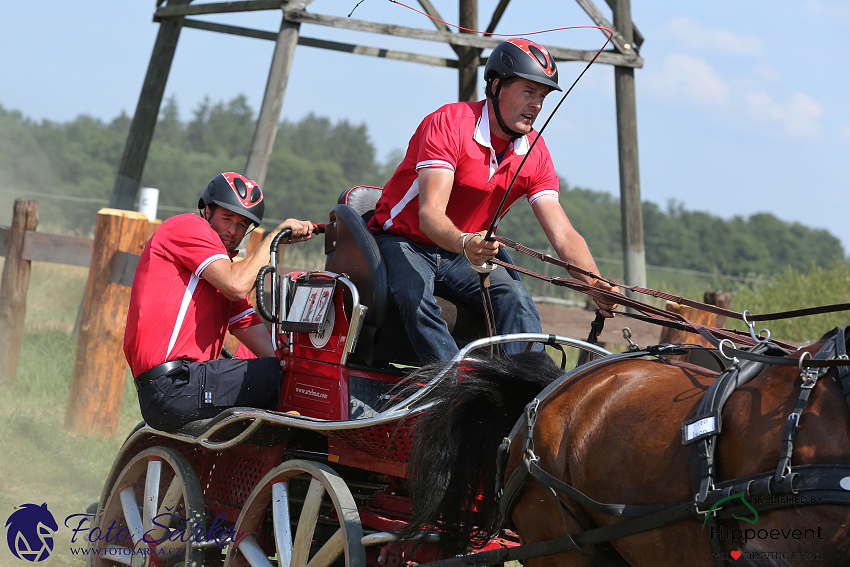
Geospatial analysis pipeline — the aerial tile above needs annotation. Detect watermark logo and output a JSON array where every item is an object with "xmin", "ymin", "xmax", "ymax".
[
  {"xmin": 5, "ymin": 503, "xmax": 58, "ymax": 562},
  {"xmin": 702, "ymin": 493, "xmax": 759, "ymax": 528}
]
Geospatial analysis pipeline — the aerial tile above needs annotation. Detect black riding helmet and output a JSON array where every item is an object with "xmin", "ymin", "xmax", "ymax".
[
  {"xmin": 198, "ymin": 172, "xmax": 265, "ymax": 230},
  {"xmin": 484, "ymin": 39, "xmax": 561, "ymax": 139}
]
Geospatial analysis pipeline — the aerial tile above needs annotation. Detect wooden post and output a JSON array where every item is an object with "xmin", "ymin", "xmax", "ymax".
[
  {"xmin": 704, "ymin": 291, "xmax": 731, "ymax": 328},
  {"xmin": 458, "ymin": 0, "xmax": 478, "ymax": 102},
  {"xmin": 109, "ymin": 0, "xmax": 190, "ymax": 210},
  {"xmin": 0, "ymin": 199, "xmax": 39, "ymax": 387},
  {"xmin": 658, "ymin": 302, "xmax": 718, "ymax": 348},
  {"xmin": 612, "ymin": 0, "xmax": 646, "ymax": 298},
  {"xmin": 65, "ymin": 209, "xmax": 150, "ymax": 436},
  {"xmin": 245, "ymin": 17, "xmax": 301, "ymax": 187}
]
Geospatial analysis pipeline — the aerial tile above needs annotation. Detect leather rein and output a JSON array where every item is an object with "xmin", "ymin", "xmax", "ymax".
[{"xmin": 489, "ymin": 234, "xmax": 850, "ymax": 368}]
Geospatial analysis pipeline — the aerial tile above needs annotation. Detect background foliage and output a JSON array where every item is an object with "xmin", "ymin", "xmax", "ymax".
[{"xmin": 0, "ymin": 95, "xmax": 845, "ymax": 281}]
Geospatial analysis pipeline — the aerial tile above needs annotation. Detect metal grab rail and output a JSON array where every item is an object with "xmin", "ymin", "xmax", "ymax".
[{"xmin": 127, "ymin": 334, "xmax": 612, "ymax": 450}]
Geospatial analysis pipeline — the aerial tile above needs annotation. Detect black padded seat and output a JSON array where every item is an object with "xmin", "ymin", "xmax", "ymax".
[{"xmin": 325, "ymin": 186, "xmax": 491, "ymax": 366}]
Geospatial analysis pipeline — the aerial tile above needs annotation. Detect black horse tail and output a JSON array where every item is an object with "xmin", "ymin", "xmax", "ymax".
[{"xmin": 397, "ymin": 351, "xmax": 564, "ymax": 556}]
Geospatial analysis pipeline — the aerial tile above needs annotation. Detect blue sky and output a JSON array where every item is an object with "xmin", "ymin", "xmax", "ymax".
[{"xmin": 2, "ymin": 0, "xmax": 849, "ymax": 254}]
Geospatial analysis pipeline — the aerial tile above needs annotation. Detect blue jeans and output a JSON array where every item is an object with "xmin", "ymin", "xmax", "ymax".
[{"xmin": 376, "ymin": 233, "xmax": 542, "ymax": 363}]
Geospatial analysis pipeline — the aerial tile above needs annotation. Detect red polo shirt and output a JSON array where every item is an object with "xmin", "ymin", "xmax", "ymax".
[
  {"xmin": 124, "ymin": 213, "xmax": 262, "ymax": 377},
  {"xmin": 369, "ymin": 100, "xmax": 560, "ymax": 244}
]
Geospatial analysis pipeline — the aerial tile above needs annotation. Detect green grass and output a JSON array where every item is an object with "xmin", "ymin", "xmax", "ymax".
[{"xmin": 0, "ymin": 262, "xmax": 142, "ymax": 567}]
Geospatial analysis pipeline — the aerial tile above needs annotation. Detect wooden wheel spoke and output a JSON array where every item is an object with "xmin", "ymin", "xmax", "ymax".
[
  {"xmin": 147, "ymin": 476, "xmax": 182, "ymax": 544},
  {"xmin": 236, "ymin": 534, "xmax": 276, "ymax": 567},
  {"xmin": 142, "ymin": 460, "xmax": 162, "ymax": 536},
  {"xmin": 225, "ymin": 460, "xmax": 365, "ymax": 567},
  {"xmin": 305, "ymin": 528, "xmax": 344, "ymax": 567},
  {"xmin": 119, "ymin": 487, "xmax": 144, "ymax": 545},
  {"xmin": 271, "ymin": 481, "xmax": 294, "ymax": 567},
  {"xmin": 95, "ymin": 448, "xmax": 204, "ymax": 567},
  {"xmin": 291, "ymin": 477, "xmax": 326, "ymax": 566}
]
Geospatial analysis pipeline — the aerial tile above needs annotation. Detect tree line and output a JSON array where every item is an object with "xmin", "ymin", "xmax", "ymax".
[{"xmin": 0, "ymin": 96, "xmax": 844, "ymax": 279}]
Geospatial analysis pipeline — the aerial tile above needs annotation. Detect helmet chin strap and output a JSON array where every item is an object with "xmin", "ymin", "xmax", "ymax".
[{"xmin": 488, "ymin": 78, "xmax": 524, "ymax": 140}]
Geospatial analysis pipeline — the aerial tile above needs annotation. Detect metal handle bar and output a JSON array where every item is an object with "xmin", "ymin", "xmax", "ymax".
[{"xmin": 127, "ymin": 334, "xmax": 614, "ymax": 452}]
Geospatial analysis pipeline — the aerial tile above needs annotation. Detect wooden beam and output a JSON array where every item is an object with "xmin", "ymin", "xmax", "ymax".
[
  {"xmin": 0, "ymin": 226, "xmax": 8, "ymax": 257},
  {"xmin": 155, "ymin": 0, "xmax": 284, "ymax": 19},
  {"xmin": 182, "ymin": 18, "xmax": 278, "ymax": 40},
  {"xmin": 181, "ymin": 19, "xmax": 458, "ymax": 67},
  {"xmin": 484, "ymin": 0, "xmax": 510, "ymax": 35},
  {"xmin": 111, "ymin": 0, "xmax": 190, "ymax": 210},
  {"xmin": 416, "ymin": 0, "xmax": 452, "ymax": 35},
  {"xmin": 245, "ymin": 18, "xmax": 301, "ymax": 188},
  {"xmin": 282, "ymin": 10, "xmax": 643, "ymax": 67},
  {"xmin": 458, "ymin": 0, "xmax": 478, "ymax": 102},
  {"xmin": 109, "ymin": 251, "xmax": 141, "ymax": 288},
  {"xmin": 602, "ymin": 0, "xmax": 643, "ymax": 48},
  {"xmin": 575, "ymin": 0, "xmax": 630, "ymax": 54},
  {"xmin": 22, "ymin": 232, "xmax": 93, "ymax": 267},
  {"xmin": 612, "ymin": 0, "xmax": 646, "ymax": 295},
  {"xmin": 299, "ymin": 37, "xmax": 458, "ymax": 67},
  {"xmin": 0, "ymin": 200, "xmax": 38, "ymax": 387}
]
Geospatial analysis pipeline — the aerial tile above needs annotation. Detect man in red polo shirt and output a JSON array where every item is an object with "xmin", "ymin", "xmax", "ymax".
[
  {"xmin": 369, "ymin": 39, "xmax": 618, "ymax": 363},
  {"xmin": 124, "ymin": 172, "xmax": 314, "ymax": 430}
]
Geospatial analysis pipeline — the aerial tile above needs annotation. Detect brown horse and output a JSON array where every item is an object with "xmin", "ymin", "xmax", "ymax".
[{"xmin": 399, "ymin": 329, "xmax": 850, "ymax": 566}]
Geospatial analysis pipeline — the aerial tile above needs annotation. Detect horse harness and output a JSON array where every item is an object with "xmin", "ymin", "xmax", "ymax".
[{"xmin": 472, "ymin": 328, "xmax": 850, "ymax": 567}]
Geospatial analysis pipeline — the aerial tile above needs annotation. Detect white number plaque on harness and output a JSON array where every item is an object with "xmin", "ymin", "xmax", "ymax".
[{"xmin": 681, "ymin": 412, "xmax": 721, "ymax": 445}]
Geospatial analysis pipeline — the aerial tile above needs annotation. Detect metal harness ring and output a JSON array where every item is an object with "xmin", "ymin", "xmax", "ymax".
[
  {"xmin": 797, "ymin": 351, "xmax": 812, "ymax": 370},
  {"xmin": 718, "ymin": 339, "xmax": 738, "ymax": 362}
]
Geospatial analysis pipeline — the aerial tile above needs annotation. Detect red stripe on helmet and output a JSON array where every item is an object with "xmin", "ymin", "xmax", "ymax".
[{"xmin": 506, "ymin": 38, "xmax": 557, "ymax": 77}]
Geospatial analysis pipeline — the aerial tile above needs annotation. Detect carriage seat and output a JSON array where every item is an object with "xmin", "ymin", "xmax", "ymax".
[{"xmin": 324, "ymin": 186, "xmax": 494, "ymax": 366}]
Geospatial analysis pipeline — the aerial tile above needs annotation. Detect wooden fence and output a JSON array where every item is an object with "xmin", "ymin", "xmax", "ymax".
[{"xmin": 0, "ymin": 199, "xmax": 266, "ymax": 436}]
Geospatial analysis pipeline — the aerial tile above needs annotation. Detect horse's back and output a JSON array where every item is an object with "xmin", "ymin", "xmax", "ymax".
[{"xmin": 521, "ymin": 353, "xmax": 850, "ymax": 566}]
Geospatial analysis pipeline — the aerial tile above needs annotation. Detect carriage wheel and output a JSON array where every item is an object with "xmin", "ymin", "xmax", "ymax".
[
  {"xmin": 89, "ymin": 446, "xmax": 205, "ymax": 567},
  {"xmin": 224, "ymin": 459, "xmax": 366, "ymax": 567}
]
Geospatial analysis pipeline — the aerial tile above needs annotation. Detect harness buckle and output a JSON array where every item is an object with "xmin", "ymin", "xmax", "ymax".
[
  {"xmin": 693, "ymin": 493, "xmax": 719, "ymax": 516},
  {"xmin": 622, "ymin": 327, "xmax": 640, "ymax": 351},
  {"xmin": 522, "ymin": 399, "xmax": 540, "ymax": 458}
]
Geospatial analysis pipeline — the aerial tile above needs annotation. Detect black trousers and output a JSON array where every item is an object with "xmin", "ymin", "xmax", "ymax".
[{"xmin": 137, "ymin": 358, "xmax": 282, "ymax": 431}]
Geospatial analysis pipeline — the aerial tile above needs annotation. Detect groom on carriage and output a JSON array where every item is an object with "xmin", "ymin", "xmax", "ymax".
[
  {"xmin": 123, "ymin": 172, "xmax": 314, "ymax": 431},
  {"xmin": 368, "ymin": 39, "xmax": 619, "ymax": 363}
]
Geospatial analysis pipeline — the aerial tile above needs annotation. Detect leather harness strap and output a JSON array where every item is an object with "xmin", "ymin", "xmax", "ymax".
[{"xmin": 488, "ymin": 328, "xmax": 850, "ymax": 566}]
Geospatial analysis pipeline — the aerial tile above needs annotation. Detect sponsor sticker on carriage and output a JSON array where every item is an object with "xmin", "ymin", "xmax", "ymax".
[{"xmin": 681, "ymin": 411, "xmax": 721, "ymax": 445}]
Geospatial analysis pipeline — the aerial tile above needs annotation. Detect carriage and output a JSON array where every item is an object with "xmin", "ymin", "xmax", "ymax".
[
  {"xmin": 88, "ymin": 186, "xmax": 850, "ymax": 567},
  {"xmin": 86, "ymin": 186, "xmax": 612, "ymax": 567}
]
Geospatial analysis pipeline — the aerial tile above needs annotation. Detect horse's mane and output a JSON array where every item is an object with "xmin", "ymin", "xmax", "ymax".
[{"xmin": 395, "ymin": 351, "xmax": 564, "ymax": 555}]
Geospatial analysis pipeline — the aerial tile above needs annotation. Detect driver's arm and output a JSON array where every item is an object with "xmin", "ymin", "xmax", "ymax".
[
  {"xmin": 418, "ymin": 168, "xmax": 500, "ymax": 265},
  {"xmin": 230, "ymin": 324, "xmax": 276, "ymax": 358},
  {"xmin": 531, "ymin": 196, "xmax": 619, "ymax": 315},
  {"xmin": 202, "ymin": 218, "xmax": 314, "ymax": 302}
]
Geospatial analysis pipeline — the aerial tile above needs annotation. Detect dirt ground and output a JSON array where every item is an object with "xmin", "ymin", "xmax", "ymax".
[{"xmin": 537, "ymin": 303, "xmax": 665, "ymax": 350}]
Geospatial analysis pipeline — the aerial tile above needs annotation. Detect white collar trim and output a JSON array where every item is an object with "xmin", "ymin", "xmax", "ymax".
[{"xmin": 473, "ymin": 100, "xmax": 531, "ymax": 156}]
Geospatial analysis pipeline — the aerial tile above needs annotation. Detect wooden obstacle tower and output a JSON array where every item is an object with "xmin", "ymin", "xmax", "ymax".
[{"xmin": 109, "ymin": 0, "xmax": 647, "ymax": 289}]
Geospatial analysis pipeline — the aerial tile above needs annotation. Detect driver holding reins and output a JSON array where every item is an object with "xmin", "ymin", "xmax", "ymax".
[
  {"xmin": 368, "ymin": 38, "xmax": 619, "ymax": 363},
  {"xmin": 124, "ymin": 173, "xmax": 314, "ymax": 431}
]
